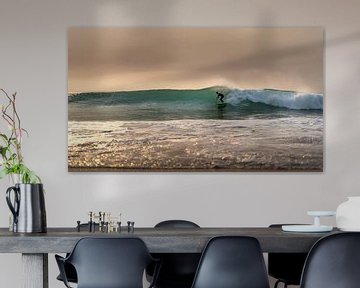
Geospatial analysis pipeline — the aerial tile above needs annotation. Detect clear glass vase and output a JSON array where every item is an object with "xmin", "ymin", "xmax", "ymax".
[{"xmin": 9, "ymin": 173, "xmax": 22, "ymax": 185}]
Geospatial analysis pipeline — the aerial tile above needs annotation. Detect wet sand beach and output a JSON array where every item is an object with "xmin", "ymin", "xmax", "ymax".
[{"xmin": 68, "ymin": 117, "xmax": 323, "ymax": 171}]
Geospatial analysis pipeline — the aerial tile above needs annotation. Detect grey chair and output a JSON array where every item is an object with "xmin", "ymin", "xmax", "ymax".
[
  {"xmin": 300, "ymin": 232, "xmax": 360, "ymax": 288},
  {"xmin": 191, "ymin": 236, "xmax": 270, "ymax": 288},
  {"xmin": 56, "ymin": 237, "xmax": 160, "ymax": 288},
  {"xmin": 268, "ymin": 224, "xmax": 308, "ymax": 288},
  {"xmin": 147, "ymin": 220, "xmax": 201, "ymax": 288}
]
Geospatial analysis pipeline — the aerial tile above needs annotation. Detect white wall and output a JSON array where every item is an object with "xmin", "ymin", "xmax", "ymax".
[{"xmin": 1, "ymin": 0, "xmax": 360, "ymax": 287}]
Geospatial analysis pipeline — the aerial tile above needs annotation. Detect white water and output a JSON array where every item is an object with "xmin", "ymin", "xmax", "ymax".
[{"xmin": 226, "ymin": 89, "xmax": 323, "ymax": 110}]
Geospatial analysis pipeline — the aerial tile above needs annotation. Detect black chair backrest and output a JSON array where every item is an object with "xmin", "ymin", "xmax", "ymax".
[
  {"xmin": 56, "ymin": 223, "xmax": 100, "ymax": 284},
  {"xmin": 301, "ymin": 232, "xmax": 360, "ymax": 288},
  {"xmin": 65, "ymin": 237, "xmax": 154, "ymax": 288},
  {"xmin": 191, "ymin": 236, "xmax": 270, "ymax": 288},
  {"xmin": 150, "ymin": 220, "xmax": 201, "ymax": 287},
  {"xmin": 155, "ymin": 220, "xmax": 200, "ymax": 228}
]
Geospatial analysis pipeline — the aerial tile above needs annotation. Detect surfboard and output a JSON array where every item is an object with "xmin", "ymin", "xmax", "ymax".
[{"xmin": 217, "ymin": 102, "xmax": 227, "ymax": 108}]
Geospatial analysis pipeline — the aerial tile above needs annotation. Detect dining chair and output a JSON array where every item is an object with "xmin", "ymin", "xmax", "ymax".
[
  {"xmin": 56, "ymin": 223, "xmax": 99, "ymax": 284},
  {"xmin": 268, "ymin": 224, "xmax": 308, "ymax": 288},
  {"xmin": 146, "ymin": 220, "xmax": 201, "ymax": 288},
  {"xmin": 191, "ymin": 236, "xmax": 270, "ymax": 288},
  {"xmin": 300, "ymin": 232, "xmax": 360, "ymax": 288},
  {"xmin": 55, "ymin": 237, "xmax": 161, "ymax": 288}
]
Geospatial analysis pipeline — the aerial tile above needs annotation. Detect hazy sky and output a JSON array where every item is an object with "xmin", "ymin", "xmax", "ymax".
[{"xmin": 68, "ymin": 28, "xmax": 323, "ymax": 93}]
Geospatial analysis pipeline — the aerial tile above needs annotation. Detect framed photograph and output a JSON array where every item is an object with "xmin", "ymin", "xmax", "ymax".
[{"xmin": 68, "ymin": 28, "xmax": 323, "ymax": 171}]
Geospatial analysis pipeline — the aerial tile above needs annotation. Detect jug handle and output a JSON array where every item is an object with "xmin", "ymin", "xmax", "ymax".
[{"xmin": 6, "ymin": 186, "xmax": 20, "ymax": 224}]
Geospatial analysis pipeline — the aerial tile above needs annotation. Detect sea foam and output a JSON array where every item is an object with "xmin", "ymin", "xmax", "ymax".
[{"xmin": 226, "ymin": 89, "xmax": 323, "ymax": 110}]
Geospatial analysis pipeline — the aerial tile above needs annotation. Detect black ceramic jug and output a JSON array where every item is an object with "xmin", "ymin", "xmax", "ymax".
[{"xmin": 6, "ymin": 183, "xmax": 47, "ymax": 233}]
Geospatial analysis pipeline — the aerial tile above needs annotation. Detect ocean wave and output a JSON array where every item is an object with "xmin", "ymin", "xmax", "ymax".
[
  {"xmin": 69, "ymin": 87, "xmax": 323, "ymax": 110},
  {"xmin": 68, "ymin": 87, "xmax": 323, "ymax": 121},
  {"xmin": 226, "ymin": 89, "xmax": 323, "ymax": 110}
]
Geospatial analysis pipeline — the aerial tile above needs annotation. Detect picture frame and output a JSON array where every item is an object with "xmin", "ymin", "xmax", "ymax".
[{"xmin": 68, "ymin": 27, "xmax": 323, "ymax": 172}]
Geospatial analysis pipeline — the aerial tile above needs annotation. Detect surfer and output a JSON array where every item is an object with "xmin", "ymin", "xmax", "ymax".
[{"xmin": 216, "ymin": 91, "xmax": 225, "ymax": 103}]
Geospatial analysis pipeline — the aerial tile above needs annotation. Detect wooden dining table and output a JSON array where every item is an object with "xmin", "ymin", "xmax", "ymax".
[{"xmin": 0, "ymin": 226, "xmax": 339, "ymax": 288}]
